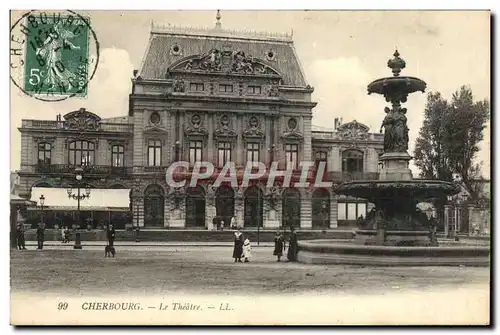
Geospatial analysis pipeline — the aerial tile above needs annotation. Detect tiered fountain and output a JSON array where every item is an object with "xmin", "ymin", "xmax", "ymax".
[
  {"xmin": 336, "ymin": 50, "xmax": 460, "ymax": 246},
  {"xmin": 297, "ymin": 51, "xmax": 489, "ymax": 266}
]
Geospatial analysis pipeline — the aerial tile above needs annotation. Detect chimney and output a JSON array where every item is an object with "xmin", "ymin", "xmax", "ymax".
[{"xmin": 334, "ymin": 118, "xmax": 338, "ymax": 130}]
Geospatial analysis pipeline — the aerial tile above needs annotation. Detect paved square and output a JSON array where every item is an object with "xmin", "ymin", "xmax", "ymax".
[{"xmin": 10, "ymin": 247, "xmax": 490, "ymax": 296}]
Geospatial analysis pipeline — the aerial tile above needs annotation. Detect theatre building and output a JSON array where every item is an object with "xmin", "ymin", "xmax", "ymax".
[{"xmin": 17, "ymin": 19, "xmax": 383, "ymax": 230}]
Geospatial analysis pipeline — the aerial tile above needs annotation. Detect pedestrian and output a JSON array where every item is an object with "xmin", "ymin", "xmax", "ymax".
[
  {"xmin": 107, "ymin": 224, "xmax": 116, "ymax": 247},
  {"xmin": 242, "ymin": 238, "xmax": 252, "ymax": 263},
  {"xmin": 212, "ymin": 216, "xmax": 218, "ymax": 231},
  {"xmin": 63, "ymin": 226, "xmax": 70, "ymax": 243},
  {"xmin": 220, "ymin": 220, "xmax": 224, "ymax": 231},
  {"xmin": 232, "ymin": 228, "xmax": 243, "ymax": 263},
  {"xmin": 36, "ymin": 223, "xmax": 45, "ymax": 250},
  {"xmin": 16, "ymin": 223, "xmax": 26, "ymax": 250},
  {"xmin": 273, "ymin": 230, "xmax": 285, "ymax": 262},
  {"xmin": 230, "ymin": 216, "xmax": 236, "ymax": 229},
  {"xmin": 287, "ymin": 226, "xmax": 298, "ymax": 262},
  {"xmin": 61, "ymin": 226, "xmax": 66, "ymax": 243}
]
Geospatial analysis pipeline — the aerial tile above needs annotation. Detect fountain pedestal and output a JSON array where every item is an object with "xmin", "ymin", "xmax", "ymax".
[{"xmin": 379, "ymin": 152, "xmax": 413, "ymax": 181}]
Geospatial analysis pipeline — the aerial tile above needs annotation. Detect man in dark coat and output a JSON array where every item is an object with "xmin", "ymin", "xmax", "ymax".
[
  {"xmin": 107, "ymin": 224, "xmax": 116, "ymax": 247},
  {"xmin": 16, "ymin": 223, "xmax": 26, "ymax": 250},
  {"xmin": 232, "ymin": 229, "xmax": 244, "ymax": 262},
  {"xmin": 36, "ymin": 223, "xmax": 45, "ymax": 250},
  {"xmin": 287, "ymin": 226, "xmax": 298, "ymax": 262}
]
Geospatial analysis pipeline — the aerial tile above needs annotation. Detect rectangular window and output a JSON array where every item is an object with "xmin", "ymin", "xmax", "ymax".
[
  {"xmin": 190, "ymin": 83, "xmax": 204, "ymax": 92},
  {"xmin": 347, "ymin": 203, "xmax": 357, "ymax": 220},
  {"xmin": 218, "ymin": 142, "xmax": 232, "ymax": 168},
  {"xmin": 337, "ymin": 203, "xmax": 346, "ymax": 220},
  {"xmin": 247, "ymin": 85, "xmax": 261, "ymax": 94},
  {"xmin": 285, "ymin": 144, "xmax": 298, "ymax": 170},
  {"xmin": 68, "ymin": 140, "xmax": 95, "ymax": 166},
  {"xmin": 219, "ymin": 84, "xmax": 233, "ymax": 93},
  {"xmin": 246, "ymin": 143, "xmax": 260, "ymax": 165},
  {"xmin": 338, "ymin": 202, "xmax": 368, "ymax": 221},
  {"xmin": 147, "ymin": 140, "xmax": 162, "ymax": 166},
  {"xmin": 38, "ymin": 143, "xmax": 52, "ymax": 165},
  {"xmin": 189, "ymin": 141, "xmax": 203, "ymax": 165},
  {"xmin": 315, "ymin": 151, "xmax": 328, "ymax": 171},
  {"xmin": 357, "ymin": 203, "xmax": 367, "ymax": 218},
  {"xmin": 111, "ymin": 145, "xmax": 125, "ymax": 167}
]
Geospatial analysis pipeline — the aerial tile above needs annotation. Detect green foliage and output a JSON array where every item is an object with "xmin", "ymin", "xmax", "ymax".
[{"xmin": 414, "ymin": 86, "xmax": 490, "ymax": 200}]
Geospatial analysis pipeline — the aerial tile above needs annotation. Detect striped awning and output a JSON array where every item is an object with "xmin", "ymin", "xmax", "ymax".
[{"xmin": 30, "ymin": 187, "xmax": 131, "ymax": 211}]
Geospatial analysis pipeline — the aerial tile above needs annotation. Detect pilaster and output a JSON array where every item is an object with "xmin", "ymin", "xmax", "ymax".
[
  {"xmin": 330, "ymin": 194, "xmax": 338, "ymax": 228},
  {"xmin": 300, "ymin": 190, "xmax": 312, "ymax": 229},
  {"xmin": 132, "ymin": 109, "xmax": 144, "ymax": 169}
]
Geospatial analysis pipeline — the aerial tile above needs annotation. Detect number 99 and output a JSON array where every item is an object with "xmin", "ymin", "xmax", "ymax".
[{"xmin": 57, "ymin": 302, "xmax": 68, "ymax": 310}]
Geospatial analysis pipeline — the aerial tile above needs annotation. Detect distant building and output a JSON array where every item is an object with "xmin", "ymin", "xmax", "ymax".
[{"xmin": 17, "ymin": 16, "xmax": 383, "ymax": 230}]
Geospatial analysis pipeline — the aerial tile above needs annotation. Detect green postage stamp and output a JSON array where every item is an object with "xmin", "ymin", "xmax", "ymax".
[
  {"xmin": 24, "ymin": 15, "xmax": 90, "ymax": 97},
  {"xmin": 10, "ymin": 11, "xmax": 99, "ymax": 101}
]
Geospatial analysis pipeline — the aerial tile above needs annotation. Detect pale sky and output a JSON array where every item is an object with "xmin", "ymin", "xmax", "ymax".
[{"xmin": 9, "ymin": 10, "xmax": 491, "ymax": 177}]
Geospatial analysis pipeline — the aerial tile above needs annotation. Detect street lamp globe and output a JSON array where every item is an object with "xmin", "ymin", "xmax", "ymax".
[{"xmin": 74, "ymin": 167, "xmax": 84, "ymax": 181}]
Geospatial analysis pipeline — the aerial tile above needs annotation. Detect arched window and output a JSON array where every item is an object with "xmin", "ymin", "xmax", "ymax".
[
  {"xmin": 38, "ymin": 143, "xmax": 52, "ymax": 165},
  {"xmin": 342, "ymin": 150, "xmax": 363, "ymax": 173},
  {"xmin": 68, "ymin": 140, "xmax": 95, "ymax": 166},
  {"xmin": 144, "ymin": 184, "xmax": 165, "ymax": 227},
  {"xmin": 282, "ymin": 187, "xmax": 301, "ymax": 228},
  {"xmin": 111, "ymin": 145, "xmax": 124, "ymax": 167}
]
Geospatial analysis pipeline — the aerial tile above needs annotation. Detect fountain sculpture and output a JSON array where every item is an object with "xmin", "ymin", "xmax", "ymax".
[{"xmin": 335, "ymin": 50, "xmax": 460, "ymax": 246}]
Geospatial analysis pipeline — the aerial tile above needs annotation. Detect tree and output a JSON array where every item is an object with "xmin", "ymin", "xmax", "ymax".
[
  {"xmin": 414, "ymin": 86, "xmax": 490, "ymax": 230},
  {"xmin": 414, "ymin": 86, "xmax": 489, "ymax": 198}
]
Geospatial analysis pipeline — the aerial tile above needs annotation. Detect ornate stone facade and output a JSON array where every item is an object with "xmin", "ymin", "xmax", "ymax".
[{"xmin": 17, "ymin": 23, "xmax": 383, "ymax": 230}]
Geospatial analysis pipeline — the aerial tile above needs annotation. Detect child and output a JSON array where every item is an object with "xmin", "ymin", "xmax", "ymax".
[
  {"xmin": 242, "ymin": 238, "xmax": 252, "ymax": 263},
  {"xmin": 61, "ymin": 226, "xmax": 66, "ymax": 243}
]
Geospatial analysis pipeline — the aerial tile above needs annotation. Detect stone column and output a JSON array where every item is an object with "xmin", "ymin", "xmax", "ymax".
[
  {"xmin": 235, "ymin": 187, "xmax": 244, "ymax": 228},
  {"xmin": 330, "ymin": 194, "xmax": 338, "ymax": 228},
  {"xmin": 264, "ymin": 197, "xmax": 280, "ymax": 229},
  {"xmin": 330, "ymin": 146, "xmax": 340, "ymax": 172},
  {"xmin": 444, "ymin": 205, "xmax": 450, "ymax": 236},
  {"xmin": 205, "ymin": 186, "xmax": 216, "ymax": 230},
  {"xmin": 300, "ymin": 190, "xmax": 312, "ymax": 229},
  {"xmin": 169, "ymin": 191, "xmax": 185, "ymax": 228},
  {"xmin": 236, "ymin": 116, "xmax": 243, "ymax": 168},
  {"xmin": 207, "ymin": 112, "xmax": 214, "ymax": 163},
  {"xmin": 132, "ymin": 109, "xmax": 144, "ymax": 172}
]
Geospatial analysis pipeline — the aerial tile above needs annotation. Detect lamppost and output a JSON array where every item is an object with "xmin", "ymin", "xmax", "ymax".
[
  {"xmin": 67, "ymin": 167, "xmax": 91, "ymax": 249},
  {"xmin": 39, "ymin": 194, "xmax": 45, "ymax": 227}
]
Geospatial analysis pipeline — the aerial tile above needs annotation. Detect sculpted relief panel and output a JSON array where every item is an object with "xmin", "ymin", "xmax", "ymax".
[{"xmin": 170, "ymin": 48, "xmax": 281, "ymax": 76}]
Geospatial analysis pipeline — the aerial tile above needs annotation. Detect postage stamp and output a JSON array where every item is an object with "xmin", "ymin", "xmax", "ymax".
[{"xmin": 10, "ymin": 10, "xmax": 100, "ymax": 102}]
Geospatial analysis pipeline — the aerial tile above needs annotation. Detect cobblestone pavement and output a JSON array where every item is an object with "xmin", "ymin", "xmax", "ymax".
[{"xmin": 10, "ymin": 247, "xmax": 490, "ymax": 297}]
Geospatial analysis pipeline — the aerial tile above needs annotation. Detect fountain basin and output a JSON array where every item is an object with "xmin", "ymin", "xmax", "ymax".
[
  {"xmin": 297, "ymin": 240, "xmax": 490, "ymax": 267},
  {"xmin": 367, "ymin": 76, "xmax": 427, "ymax": 97},
  {"xmin": 336, "ymin": 179, "xmax": 460, "ymax": 203}
]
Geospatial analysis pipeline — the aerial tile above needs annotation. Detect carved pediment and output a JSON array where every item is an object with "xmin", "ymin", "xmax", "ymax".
[
  {"xmin": 63, "ymin": 108, "xmax": 101, "ymax": 132},
  {"xmin": 337, "ymin": 120, "xmax": 369, "ymax": 140},
  {"xmin": 144, "ymin": 125, "xmax": 168, "ymax": 135},
  {"xmin": 281, "ymin": 131, "xmax": 304, "ymax": 141},
  {"xmin": 214, "ymin": 128, "xmax": 237, "ymax": 139},
  {"xmin": 169, "ymin": 49, "xmax": 281, "ymax": 76},
  {"xmin": 243, "ymin": 128, "xmax": 265, "ymax": 139},
  {"xmin": 34, "ymin": 136, "xmax": 56, "ymax": 145}
]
